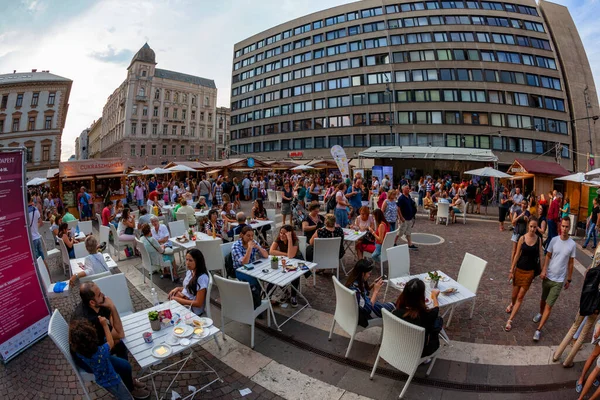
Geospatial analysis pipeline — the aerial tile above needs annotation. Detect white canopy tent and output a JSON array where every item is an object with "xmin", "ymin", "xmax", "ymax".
[
  {"xmin": 585, "ymin": 168, "xmax": 600, "ymax": 181},
  {"xmin": 463, "ymin": 167, "xmax": 512, "ymax": 178},
  {"xmin": 556, "ymin": 172, "xmax": 600, "ymax": 185},
  {"xmin": 140, "ymin": 168, "xmax": 171, "ymax": 176},
  {"xmin": 291, "ymin": 165, "xmax": 314, "ymax": 171},
  {"xmin": 167, "ymin": 165, "xmax": 197, "ymax": 173},
  {"xmin": 26, "ymin": 177, "xmax": 48, "ymax": 186},
  {"xmin": 358, "ymin": 146, "xmax": 498, "ymax": 162}
]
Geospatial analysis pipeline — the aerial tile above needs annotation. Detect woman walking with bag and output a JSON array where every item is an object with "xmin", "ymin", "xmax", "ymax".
[{"xmin": 505, "ymin": 218, "xmax": 544, "ymax": 332}]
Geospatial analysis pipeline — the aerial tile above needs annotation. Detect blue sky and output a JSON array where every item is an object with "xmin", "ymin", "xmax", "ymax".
[{"xmin": 0, "ymin": 0, "xmax": 598, "ymax": 160}]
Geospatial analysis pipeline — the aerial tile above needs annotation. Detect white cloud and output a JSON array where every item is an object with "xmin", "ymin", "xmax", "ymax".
[{"xmin": 1, "ymin": 0, "xmax": 599, "ymax": 160}]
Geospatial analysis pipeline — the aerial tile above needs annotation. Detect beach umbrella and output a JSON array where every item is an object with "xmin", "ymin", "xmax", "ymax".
[
  {"xmin": 585, "ymin": 168, "xmax": 600, "ymax": 181},
  {"xmin": 167, "ymin": 165, "xmax": 197, "ymax": 172},
  {"xmin": 141, "ymin": 168, "xmax": 171, "ymax": 175},
  {"xmin": 291, "ymin": 165, "xmax": 314, "ymax": 171},
  {"xmin": 556, "ymin": 172, "xmax": 600, "ymax": 186},
  {"xmin": 463, "ymin": 167, "xmax": 512, "ymax": 179}
]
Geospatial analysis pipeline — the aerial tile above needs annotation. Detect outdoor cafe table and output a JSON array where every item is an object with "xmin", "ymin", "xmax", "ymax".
[
  {"xmin": 237, "ymin": 257, "xmax": 317, "ymax": 331},
  {"xmin": 231, "ymin": 220, "xmax": 273, "ymax": 242},
  {"xmin": 171, "ymin": 232, "xmax": 214, "ymax": 250},
  {"xmin": 121, "ymin": 300, "xmax": 221, "ymax": 400},
  {"xmin": 389, "ymin": 270, "xmax": 476, "ymax": 334},
  {"xmin": 342, "ymin": 228, "xmax": 366, "ymax": 256},
  {"xmin": 70, "ymin": 254, "xmax": 118, "ymax": 275}
]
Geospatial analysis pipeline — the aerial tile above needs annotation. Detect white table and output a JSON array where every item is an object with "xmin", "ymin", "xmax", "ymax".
[
  {"xmin": 171, "ymin": 232, "xmax": 215, "ymax": 250},
  {"xmin": 122, "ymin": 300, "xmax": 221, "ymax": 400},
  {"xmin": 70, "ymin": 254, "xmax": 118, "ymax": 275},
  {"xmin": 194, "ymin": 209, "xmax": 209, "ymax": 218},
  {"xmin": 231, "ymin": 220, "xmax": 273, "ymax": 242},
  {"xmin": 237, "ymin": 257, "xmax": 317, "ymax": 330},
  {"xmin": 389, "ymin": 270, "xmax": 476, "ymax": 331}
]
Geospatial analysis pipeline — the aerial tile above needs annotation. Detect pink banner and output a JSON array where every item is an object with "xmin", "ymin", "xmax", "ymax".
[{"xmin": 0, "ymin": 150, "xmax": 51, "ymax": 362}]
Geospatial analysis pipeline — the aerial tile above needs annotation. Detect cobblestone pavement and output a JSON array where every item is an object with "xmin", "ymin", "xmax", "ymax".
[{"xmin": 0, "ymin": 259, "xmax": 282, "ymax": 400}]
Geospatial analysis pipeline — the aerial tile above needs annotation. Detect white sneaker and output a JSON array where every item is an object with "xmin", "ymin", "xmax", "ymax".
[
  {"xmin": 533, "ymin": 330, "xmax": 541, "ymax": 341},
  {"xmin": 533, "ymin": 313, "xmax": 542, "ymax": 323}
]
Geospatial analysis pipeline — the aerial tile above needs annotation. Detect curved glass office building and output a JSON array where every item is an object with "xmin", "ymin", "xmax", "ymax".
[{"xmin": 230, "ymin": 0, "xmax": 600, "ymax": 171}]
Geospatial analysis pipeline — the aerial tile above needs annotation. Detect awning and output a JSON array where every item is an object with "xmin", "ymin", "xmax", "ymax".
[
  {"xmin": 509, "ymin": 174, "xmax": 535, "ymax": 180},
  {"xmin": 96, "ymin": 174, "xmax": 125, "ymax": 179},
  {"xmin": 62, "ymin": 176, "xmax": 93, "ymax": 182},
  {"xmin": 359, "ymin": 146, "xmax": 498, "ymax": 162},
  {"xmin": 207, "ymin": 169, "xmax": 222, "ymax": 174}
]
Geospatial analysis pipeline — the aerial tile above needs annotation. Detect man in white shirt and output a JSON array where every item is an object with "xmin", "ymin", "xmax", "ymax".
[
  {"xmin": 242, "ymin": 176, "xmax": 251, "ymax": 201},
  {"xmin": 533, "ymin": 216, "xmax": 576, "ymax": 341},
  {"xmin": 150, "ymin": 216, "xmax": 170, "ymax": 245},
  {"xmin": 28, "ymin": 193, "xmax": 48, "ymax": 273}
]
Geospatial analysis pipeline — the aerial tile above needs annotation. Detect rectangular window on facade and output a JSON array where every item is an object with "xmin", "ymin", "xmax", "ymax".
[
  {"xmin": 28, "ymin": 116, "xmax": 35, "ymax": 130},
  {"xmin": 162, "ymin": 145, "xmax": 167, "ymax": 155},
  {"xmin": 31, "ymin": 92, "xmax": 39, "ymax": 106},
  {"xmin": 16, "ymin": 94, "xmax": 23, "ymax": 107},
  {"xmin": 172, "ymin": 145, "xmax": 176, "ymax": 156},
  {"xmin": 140, "ymin": 145, "xmax": 146, "ymax": 156},
  {"xmin": 42, "ymin": 145, "xmax": 50, "ymax": 161},
  {"xmin": 48, "ymin": 92, "xmax": 56, "ymax": 105},
  {"xmin": 44, "ymin": 115, "xmax": 52, "ymax": 129},
  {"xmin": 131, "ymin": 123, "xmax": 137, "ymax": 135},
  {"xmin": 130, "ymin": 145, "xmax": 136, "ymax": 156}
]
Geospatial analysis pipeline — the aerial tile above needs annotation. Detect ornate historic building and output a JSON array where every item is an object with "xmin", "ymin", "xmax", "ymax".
[
  {"xmin": 0, "ymin": 70, "xmax": 72, "ymax": 174},
  {"xmin": 230, "ymin": 0, "xmax": 600, "ymax": 171},
  {"xmin": 95, "ymin": 43, "xmax": 218, "ymax": 166}
]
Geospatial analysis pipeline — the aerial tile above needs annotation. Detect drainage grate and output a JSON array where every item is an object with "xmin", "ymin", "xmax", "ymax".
[{"xmin": 209, "ymin": 298, "xmax": 569, "ymax": 393}]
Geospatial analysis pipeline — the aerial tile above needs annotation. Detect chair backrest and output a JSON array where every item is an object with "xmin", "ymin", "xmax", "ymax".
[
  {"xmin": 196, "ymin": 239, "xmax": 225, "ymax": 273},
  {"xmin": 41, "ymin": 221, "xmax": 54, "ymax": 243},
  {"xmin": 175, "ymin": 211, "xmax": 188, "ymax": 228},
  {"xmin": 380, "ymin": 229, "xmax": 399, "ymax": 263},
  {"xmin": 80, "ymin": 270, "xmax": 111, "ymax": 283},
  {"xmin": 386, "ymin": 244, "xmax": 410, "ymax": 279},
  {"xmin": 67, "ymin": 220, "xmax": 79, "ymax": 230},
  {"xmin": 78, "ymin": 221, "xmax": 93, "ymax": 235},
  {"xmin": 169, "ymin": 220, "xmax": 187, "ymax": 238},
  {"xmin": 298, "ymin": 235, "xmax": 307, "ymax": 259},
  {"xmin": 96, "ymin": 213, "xmax": 102, "ymax": 226},
  {"xmin": 379, "ymin": 308, "xmax": 425, "ymax": 375},
  {"xmin": 36, "ymin": 256, "xmax": 51, "ymax": 290},
  {"xmin": 131, "ymin": 210, "xmax": 139, "ymax": 220},
  {"xmin": 276, "ymin": 191, "xmax": 282, "ymax": 203},
  {"xmin": 331, "ymin": 276, "xmax": 359, "ymax": 335},
  {"xmin": 437, "ymin": 203, "xmax": 450, "ymax": 218},
  {"xmin": 221, "ymin": 241, "xmax": 234, "ymax": 258},
  {"xmin": 135, "ymin": 238, "xmax": 154, "ymax": 272},
  {"xmin": 266, "ymin": 209, "xmax": 276, "ymax": 230},
  {"xmin": 456, "ymin": 252, "xmax": 487, "ymax": 294},
  {"xmin": 205, "ymin": 273, "xmax": 214, "ymax": 319},
  {"xmin": 73, "ymin": 242, "xmax": 88, "ymax": 259},
  {"xmin": 94, "ymin": 273, "xmax": 134, "ymax": 316},
  {"xmin": 267, "ymin": 190, "xmax": 277, "ymax": 202},
  {"xmin": 58, "ymin": 238, "xmax": 70, "ymax": 266},
  {"xmin": 109, "ymin": 224, "xmax": 121, "ymax": 246},
  {"xmin": 213, "ymin": 275, "xmax": 255, "ymax": 324},
  {"xmin": 99, "ymin": 226, "xmax": 110, "ymax": 247},
  {"xmin": 48, "ymin": 310, "xmax": 92, "ymax": 399},
  {"xmin": 313, "ymin": 237, "xmax": 341, "ymax": 270}
]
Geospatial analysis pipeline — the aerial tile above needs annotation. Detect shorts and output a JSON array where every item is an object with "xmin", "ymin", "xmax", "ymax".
[
  {"xmin": 33, "ymin": 238, "xmax": 45, "ymax": 260},
  {"xmin": 452, "ymin": 207, "xmax": 461, "ymax": 214},
  {"xmin": 511, "ymin": 233, "xmax": 522, "ymax": 243},
  {"xmin": 541, "ymin": 279, "xmax": 563, "ymax": 307},
  {"xmin": 81, "ymin": 205, "xmax": 91, "ymax": 218},
  {"xmin": 398, "ymin": 220, "xmax": 412, "ymax": 237},
  {"xmin": 281, "ymin": 202, "xmax": 291, "ymax": 215}
]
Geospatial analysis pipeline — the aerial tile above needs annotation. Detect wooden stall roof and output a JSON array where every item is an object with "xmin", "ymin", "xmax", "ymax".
[
  {"xmin": 508, "ymin": 159, "xmax": 570, "ymax": 177},
  {"xmin": 59, "ymin": 158, "xmax": 126, "ymax": 178},
  {"xmin": 306, "ymin": 159, "xmax": 338, "ymax": 169},
  {"xmin": 265, "ymin": 160, "xmax": 300, "ymax": 169},
  {"xmin": 164, "ymin": 161, "xmax": 209, "ymax": 170},
  {"xmin": 204, "ymin": 158, "xmax": 271, "ymax": 169}
]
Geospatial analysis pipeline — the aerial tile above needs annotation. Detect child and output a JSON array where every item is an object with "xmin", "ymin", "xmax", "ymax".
[{"xmin": 69, "ymin": 317, "xmax": 148, "ymax": 399}]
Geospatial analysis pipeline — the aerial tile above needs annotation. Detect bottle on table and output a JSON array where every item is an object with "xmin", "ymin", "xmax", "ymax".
[{"xmin": 150, "ymin": 287, "xmax": 159, "ymax": 306}]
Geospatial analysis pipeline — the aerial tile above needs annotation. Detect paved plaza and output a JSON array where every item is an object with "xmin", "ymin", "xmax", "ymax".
[{"xmin": 0, "ymin": 202, "xmax": 591, "ymax": 399}]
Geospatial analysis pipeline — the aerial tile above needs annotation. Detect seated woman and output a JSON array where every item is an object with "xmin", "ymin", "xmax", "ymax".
[
  {"xmin": 269, "ymin": 225, "xmax": 304, "ymax": 308},
  {"xmin": 177, "ymin": 200, "xmax": 196, "ymax": 228},
  {"xmin": 204, "ymin": 209, "xmax": 225, "ymax": 241},
  {"xmin": 231, "ymin": 226, "xmax": 269, "ymax": 285},
  {"xmin": 117, "ymin": 208, "xmax": 137, "ymax": 252},
  {"xmin": 393, "ymin": 278, "xmax": 441, "ymax": 358},
  {"xmin": 58, "ymin": 222, "xmax": 78, "ymax": 259},
  {"xmin": 306, "ymin": 214, "xmax": 344, "ymax": 262},
  {"xmin": 50, "ymin": 214, "xmax": 62, "ymax": 246},
  {"xmin": 221, "ymin": 201, "xmax": 237, "ymax": 224},
  {"xmin": 423, "ymin": 191, "xmax": 437, "ymax": 221},
  {"xmin": 360, "ymin": 209, "xmax": 389, "ymax": 263},
  {"xmin": 168, "ymin": 248, "xmax": 209, "ymax": 315},
  {"xmin": 301, "ymin": 203, "xmax": 324, "ymax": 242},
  {"xmin": 195, "ymin": 196, "xmax": 208, "ymax": 210},
  {"xmin": 449, "ymin": 194, "xmax": 465, "ymax": 224},
  {"xmin": 345, "ymin": 259, "xmax": 395, "ymax": 326},
  {"xmin": 251, "ymin": 199, "xmax": 271, "ymax": 244},
  {"xmin": 140, "ymin": 224, "xmax": 180, "ymax": 281},
  {"xmin": 69, "ymin": 236, "xmax": 110, "ymax": 285},
  {"xmin": 351, "ymin": 206, "xmax": 375, "ymax": 259}
]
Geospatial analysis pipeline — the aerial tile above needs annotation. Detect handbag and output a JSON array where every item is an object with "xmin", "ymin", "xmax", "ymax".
[
  {"xmin": 124, "ymin": 227, "xmax": 134, "ymax": 235},
  {"xmin": 534, "ymin": 238, "xmax": 542, "ymax": 277}
]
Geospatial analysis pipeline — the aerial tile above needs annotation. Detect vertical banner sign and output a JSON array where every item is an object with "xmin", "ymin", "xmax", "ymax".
[
  {"xmin": 0, "ymin": 150, "xmax": 51, "ymax": 363},
  {"xmin": 330, "ymin": 145, "xmax": 350, "ymax": 178}
]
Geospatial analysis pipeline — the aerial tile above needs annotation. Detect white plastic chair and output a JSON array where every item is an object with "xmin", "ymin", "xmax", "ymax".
[
  {"xmin": 363, "ymin": 229, "xmax": 399, "ymax": 276},
  {"xmin": 136, "ymin": 237, "xmax": 173, "ymax": 285},
  {"xmin": 196, "ymin": 239, "xmax": 226, "ymax": 276},
  {"xmin": 96, "ymin": 213, "xmax": 103, "ymax": 227},
  {"xmin": 94, "ymin": 273, "xmax": 134, "ymax": 317},
  {"xmin": 370, "ymin": 309, "xmax": 440, "ymax": 398},
  {"xmin": 214, "ymin": 275, "xmax": 270, "ymax": 348},
  {"xmin": 267, "ymin": 190, "xmax": 277, "ymax": 206},
  {"xmin": 436, "ymin": 203, "xmax": 450, "ymax": 226},
  {"xmin": 221, "ymin": 241, "xmax": 234, "ymax": 277},
  {"xmin": 131, "ymin": 210, "xmax": 139, "ymax": 220},
  {"xmin": 66, "ymin": 219, "xmax": 79, "ymax": 230},
  {"xmin": 48, "ymin": 310, "xmax": 96, "ymax": 400},
  {"xmin": 328, "ymin": 276, "xmax": 381, "ymax": 358},
  {"xmin": 80, "ymin": 270, "xmax": 112, "ymax": 283},
  {"xmin": 99, "ymin": 226, "xmax": 110, "ymax": 253},
  {"xmin": 312, "ymin": 237, "xmax": 342, "ymax": 286},
  {"xmin": 298, "ymin": 235, "xmax": 307, "ymax": 259},
  {"xmin": 384, "ymin": 244, "xmax": 410, "ymax": 300},
  {"xmin": 109, "ymin": 224, "xmax": 135, "ymax": 261},
  {"xmin": 445, "ymin": 253, "xmax": 487, "ymax": 327},
  {"xmin": 40, "ymin": 221, "xmax": 55, "ymax": 249},
  {"xmin": 176, "ymin": 211, "xmax": 190, "ymax": 229},
  {"xmin": 169, "ymin": 220, "xmax": 187, "ymax": 238},
  {"xmin": 36, "ymin": 256, "xmax": 70, "ymax": 298},
  {"xmin": 265, "ymin": 208, "xmax": 277, "ymax": 237},
  {"xmin": 78, "ymin": 220, "xmax": 93, "ymax": 235},
  {"xmin": 276, "ymin": 191, "xmax": 282, "ymax": 208},
  {"xmin": 58, "ymin": 238, "xmax": 71, "ymax": 276},
  {"xmin": 73, "ymin": 242, "xmax": 88, "ymax": 259}
]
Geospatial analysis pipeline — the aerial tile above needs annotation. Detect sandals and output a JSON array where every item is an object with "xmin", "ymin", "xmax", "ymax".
[
  {"xmin": 505, "ymin": 304, "xmax": 513, "ymax": 314},
  {"xmin": 504, "ymin": 320, "xmax": 513, "ymax": 332}
]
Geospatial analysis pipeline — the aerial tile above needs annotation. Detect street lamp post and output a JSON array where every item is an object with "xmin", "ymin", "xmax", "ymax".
[
  {"xmin": 585, "ymin": 86, "xmax": 594, "ymax": 170},
  {"xmin": 385, "ymin": 81, "xmax": 394, "ymax": 146}
]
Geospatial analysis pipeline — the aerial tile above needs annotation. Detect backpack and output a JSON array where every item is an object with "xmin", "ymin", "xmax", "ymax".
[
  {"xmin": 224, "ymin": 252, "xmax": 235, "ymax": 278},
  {"xmin": 326, "ymin": 192, "xmax": 337, "ymax": 211},
  {"xmin": 580, "ymin": 266, "xmax": 600, "ymax": 316}
]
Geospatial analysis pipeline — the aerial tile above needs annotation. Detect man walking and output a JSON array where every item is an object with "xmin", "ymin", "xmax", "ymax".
[
  {"xmin": 397, "ymin": 185, "xmax": 418, "ymax": 250},
  {"xmin": 346, "ymin": 178, "xmax": 362, "ymax": 220},
  {"xmin": 533, "ymin": 216, "xmax": 576, "ymax": 341},
  {"xmin": 545, "ymin": 190, "xmax": 561, "ymax": 251},
  {"xmin": 466, "ymin": 180, "xmax": 477, "ymax": 214}
]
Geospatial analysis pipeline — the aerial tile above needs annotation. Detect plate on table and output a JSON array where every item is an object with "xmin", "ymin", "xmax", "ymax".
[
  {"xmin": 176, "ymin": 236, "xmax": 189, "ymax": 243},
  {"xmin": 172, "ymin": 325, "xmax": 193, "ymax": 338},
  {"xmin": 193, "ymin": 326, "xmax": 210, "ymax": 339},
  {"xmin": 396, "ymin": 282, "xmax": 406, "ymax": 290},
  {"xmin": 165, "ymin": 335, "xmax": 180, "ymax": 346},
  {"xmin": 193, "ymin": 317, "xmax": 213, "ymax": 328},
  {"xmin": 152, "ymin": 344, "xmax": 172, "ymax": 359},
  {"xmin": 442, "ymin": 287, "xmax": 459, "ymax": 295}
]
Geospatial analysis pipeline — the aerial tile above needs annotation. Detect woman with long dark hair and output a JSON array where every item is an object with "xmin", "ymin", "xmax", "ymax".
[
  {"xmin": 345, "ymin": 259, "xmax": 394, "ymax": 325},
  {"xmin": 270, "ymin": 225, "xmax": 304, "ymax": 307},
  {"xmin": 393, "ymin": 278, "xmax": 441, "ymax": 357},
  {"xmin": 252, "ymin": 198, "xmax": 271, "ymax": 241},
  {"xmin": 168, "ymin": 248, "xmax": 210, "ymax": 315}
]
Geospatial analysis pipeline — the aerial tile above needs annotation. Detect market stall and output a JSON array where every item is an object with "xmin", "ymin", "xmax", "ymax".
[
  {"xmin": 506, "ymin": 159, "xmax": 569, "ymax": 199},
  {"xmin": 58, "ymin": 158, "xmax": 126, "ymax": 218}
]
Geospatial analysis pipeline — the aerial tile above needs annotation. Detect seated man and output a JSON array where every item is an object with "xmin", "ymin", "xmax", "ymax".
[
  {"xmin": 450, "ymin": 194, "xmax": 465, "ymax": 223},
  {"xmin": 62, "ymin": 209, "xmax": 77, "ymax": 223},
  {"xmin": 70, "ymin": 282, "xmax": 148, "ymax": 398},
  {"xmin": 101, "ymin": 200, "xmax": 115, "ymax": 227},
  {"xmin": 227, "ymin": 212, "xmax": 248, "ymax": 238},
  {"xmin": 149, "ymin": 215, "xmax": 170, "ymax": 245},
  {"xmin": 178, "ymin": 200, "xmax": 196, "ymax": 228},
  {"xmin": 137, "ymin": 207, "xmax": 152, "ymax": 229}
]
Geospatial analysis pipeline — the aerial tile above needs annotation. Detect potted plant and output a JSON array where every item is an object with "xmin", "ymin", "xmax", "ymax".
[
  {"xmin": 427, "ymin": 271, "xmax": 441, "ymax": 289},
  {"xmin": 271, "ymin": 256, "xmax": 279, "ymax": 269},
  {"xmin": 148, "ymin": 311, "xmax": 161, "ymax": 331}
]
